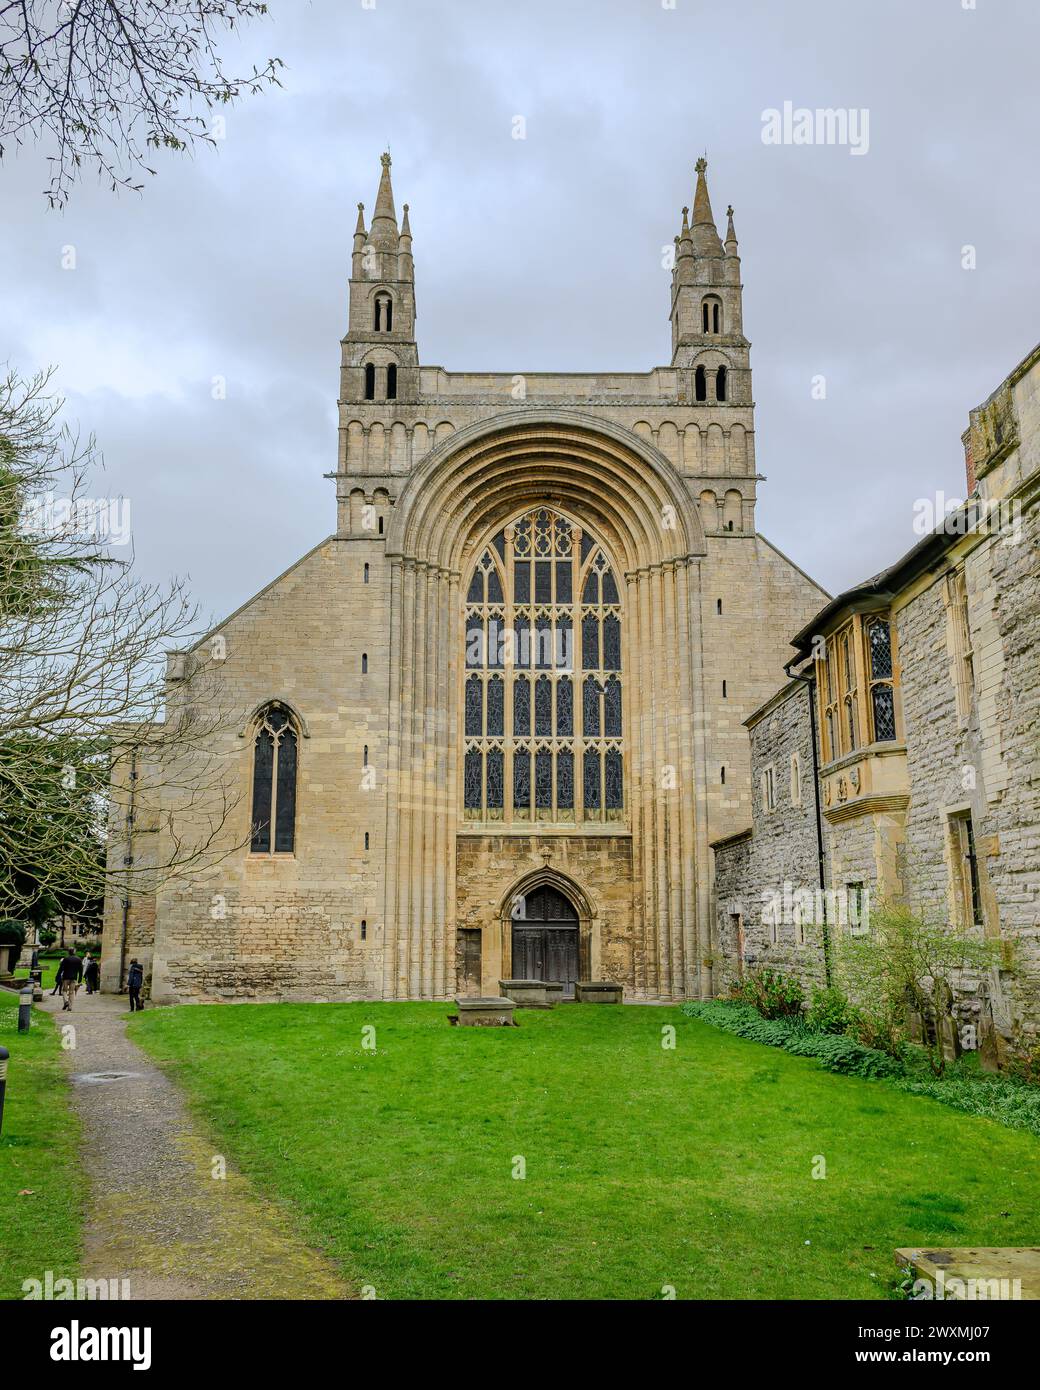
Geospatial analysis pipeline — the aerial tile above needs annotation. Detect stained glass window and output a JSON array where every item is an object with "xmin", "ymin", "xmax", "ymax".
[
  {"xmin": 465, "ymin": 676, "xmax": 483, "ymax": 737},
  {"xmin": 250, "ymin": 704, "xmax": 299, "ymax": 854},
  {"xmin": 514, "ymin": 676, "xmax": 530, "ymax": 737},
  {"xmin": 487, "ymin": 676, "xmax": 505, "ymax": 737},
  {"xmin": 463, "ymin": 506, "xmax": 623, "ymax": 823}
]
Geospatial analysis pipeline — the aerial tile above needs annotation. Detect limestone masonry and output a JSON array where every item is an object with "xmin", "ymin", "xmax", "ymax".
[{"xmin": 102, "ymin": 155, "xmax": 1036, "ymax": 1032}]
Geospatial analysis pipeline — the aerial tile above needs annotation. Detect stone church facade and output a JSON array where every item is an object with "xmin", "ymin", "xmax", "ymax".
[{"xmin": 102, "ymin": 154, "xmax": 829, "ymax": 1004}]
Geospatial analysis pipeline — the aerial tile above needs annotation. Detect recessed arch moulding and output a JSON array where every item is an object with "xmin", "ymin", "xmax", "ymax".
[{"xmin": 377, "ymin": 411, "xmax": 713, "ymax": 1001}]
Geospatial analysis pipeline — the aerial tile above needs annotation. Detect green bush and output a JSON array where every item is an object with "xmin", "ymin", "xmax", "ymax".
[
  {"xmin": 806, "ymin": 986, "xmax": 858, "ymax": 1036},
  {"xmin": 37, "ymin": 927, "xmax": 58, "ymax": 947},
  {"xmin": 0, "ymin": 920, "xmax": 27, "ymax": 950},
  {"xmin": 682, "ymin": 1000, "xmax": 1040, "ymax": 1135},
  {"xmin": 73, "ymin": 937, "xmax": 102, "ymax": 956},
  {"xmin": 684, "ymin": 1000, "xmax": 902, "ymax": 1079},
  {"xmin": 739, "ymin": 968, "xmax": 804, "ymax": 1020}
]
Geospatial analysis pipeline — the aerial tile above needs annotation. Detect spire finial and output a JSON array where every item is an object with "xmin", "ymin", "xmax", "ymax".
[
  {"xmin": 370, "ymin": 150, "xmax": 399, "ymax": 245},
  {"xmin": 725, "ymin": 203, "xmax": 738, "ymax": 252},
  {"xmin": 695, "ymin": 156, "xmax": 707, "ymax": 175}
]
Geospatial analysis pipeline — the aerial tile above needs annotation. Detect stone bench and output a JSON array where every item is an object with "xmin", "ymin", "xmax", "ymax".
[
  {"xmin": 452, "ymin": 996, "xmax": 518, "ymax": 1027},
  {"xmin": 498, "ymin": 979, "xmax": 555, "ymax": 1008},
  {"xmin": 574, "ymin": 980, "xmax": 623, "ymax": 1004}
]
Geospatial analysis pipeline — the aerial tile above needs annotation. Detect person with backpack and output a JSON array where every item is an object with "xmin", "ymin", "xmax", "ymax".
[
  {"xmin": 127, "ymin": 958, "xmax": 145, "ymax": 1012},
  {"xmin": 84, "ymin": 954, "xmax": 100, "ymax": 994}
]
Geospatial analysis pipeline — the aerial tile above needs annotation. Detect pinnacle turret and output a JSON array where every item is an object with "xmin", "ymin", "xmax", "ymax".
[
  {"xmin": 690, "ymin": 157, "xmax": 724, "ymax": 256},
  {"xmin": 369, "ymin": 151, "xmax": 399, "ymax": 250}
]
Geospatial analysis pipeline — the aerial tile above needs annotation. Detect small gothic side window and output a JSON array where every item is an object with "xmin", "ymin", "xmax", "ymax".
[{"xmin": 250, "ymin": 704, "xmax": 299, "ymax": 854}]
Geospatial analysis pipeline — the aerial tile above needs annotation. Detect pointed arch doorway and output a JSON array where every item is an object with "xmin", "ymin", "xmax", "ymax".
[{"xmin": 511, "ymin": 884, "xmax": 580, "ymax": 997}]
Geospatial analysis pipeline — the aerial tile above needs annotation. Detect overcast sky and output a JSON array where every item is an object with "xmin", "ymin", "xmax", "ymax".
[{"xmin": 4, "ymin": 0, "xmax": 1038, "ymax": 626}]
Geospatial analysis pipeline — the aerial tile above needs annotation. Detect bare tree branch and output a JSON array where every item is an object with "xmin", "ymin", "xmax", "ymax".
[{"xmin": 0, "ymin": 1, "xmax": 282, "ymax": 206}]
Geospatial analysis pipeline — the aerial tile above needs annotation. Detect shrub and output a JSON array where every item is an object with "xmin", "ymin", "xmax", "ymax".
[
  {"xmin": 0, "ymin": 920, "xmax": 27, "ymax": 950},
  {"xmin": 832, "ymin": 900, "xmax": 1006, "ymax": 1077},
  {"xmin": 682, "ymin": 1000, "xmax": 903, "ymax": 1080},
  {"xmin": 805, "ymin": 986, "xmax": 858, "ymax": 1036},
  {"xmin": 74, "ymin": 937, "xmax": 103, "ymax": 956},
  {"xmin": 739, "ymin": 968, "xmax": 804, "ymax": 1020},
  {"xmin": 37, "ymin": 927, "xmax": 58, "ymax": 947},
  {"xmin": 682, "ymin": 1000, "xmax": 1040, "ymax": 1136}
]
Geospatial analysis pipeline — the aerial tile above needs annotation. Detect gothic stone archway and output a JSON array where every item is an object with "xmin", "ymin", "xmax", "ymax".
[
  {"xmin": 379, "ymin": 411, "xmax": 711, "ymax": 1002},
  {"xmin": 510, "ymin": 883, "xmax": 581, "ymax": 997}
]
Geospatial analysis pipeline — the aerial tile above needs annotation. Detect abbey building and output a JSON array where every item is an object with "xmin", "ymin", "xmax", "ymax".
[{"xmin": 101, "ymin": 153, "xmax": 829, "ymax": 1003}]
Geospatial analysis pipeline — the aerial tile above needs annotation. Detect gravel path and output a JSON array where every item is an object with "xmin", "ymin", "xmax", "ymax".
[{"xmin": 41, "ymin": 988, "xmax": 352, "ymax": 1300}]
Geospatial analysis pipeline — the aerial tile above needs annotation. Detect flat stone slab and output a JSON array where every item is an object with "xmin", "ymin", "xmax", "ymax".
[
  {"xmin": 453, "ymin": 996, "xmax": 517, "ymax": 1027},
  {"xmin": 499, "ymin": 979, "xmax": 554, "ymax": 1007},
  {"xmin": 896, "ymin": 1247, "xmax": 1040, "ymax": 1300},
  {"xmin": 575, "ymin": 980, "xmax": 623, "ymax": 1004}
]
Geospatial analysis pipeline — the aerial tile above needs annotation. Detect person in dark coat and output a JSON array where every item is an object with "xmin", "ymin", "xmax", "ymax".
[
  {"xmin": 84, "ymin": 955, "xmax": 100, "ymax": 994},
  {"xmin": 126, "ymin": 958, "xmax": 145, "ymax": 1012},
  {"xmin": 54, "ymin": 949, "xmax": 84, "ymax": 1011}
]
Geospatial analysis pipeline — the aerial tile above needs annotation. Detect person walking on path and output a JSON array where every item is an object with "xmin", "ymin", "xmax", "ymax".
[
  {"xmin": 84, "ymin": 954, "xmax": 100, "ymax": 995},
  {"xmin": 127, "ymin": 957, "xmax": 145, "ymax": 1013},
  {"xmin": 55, "ymin": 949, "xmax": 84, "ymax": 1011}
]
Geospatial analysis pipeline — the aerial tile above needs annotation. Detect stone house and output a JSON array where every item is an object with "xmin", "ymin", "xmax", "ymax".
[{"xmin": 714, "ymin": 343, "xmax": 1040, "ymax": 1040}]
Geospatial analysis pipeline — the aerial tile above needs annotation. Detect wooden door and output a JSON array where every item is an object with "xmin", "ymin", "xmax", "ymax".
[{"xmin": 510, "ymin": 886, "xmax": 580, "ymax": 997}]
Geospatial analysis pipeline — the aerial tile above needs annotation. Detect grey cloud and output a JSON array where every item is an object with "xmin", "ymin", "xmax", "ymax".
[{"xmin": 2, "ymin": 0, "xmax": 1037, "ymax": 620}]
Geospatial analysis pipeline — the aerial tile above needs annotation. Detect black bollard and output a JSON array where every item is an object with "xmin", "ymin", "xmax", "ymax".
[
  {"xmin": 18, "ymin": 985, "xmax": 32, "ymax": 1033},
  {"xmin": 0, "ymin": 1044, "xmax": 7, "ymax": 1136}
]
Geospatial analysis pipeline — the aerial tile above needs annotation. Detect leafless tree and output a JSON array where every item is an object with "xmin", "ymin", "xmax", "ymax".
[
  {"xmin": 0, "ymin": 366, "xmax": 243, "ymax": 919},
  {"xmin": 0, "ymin": 1, "xmax": 282, "ymax": 206}
]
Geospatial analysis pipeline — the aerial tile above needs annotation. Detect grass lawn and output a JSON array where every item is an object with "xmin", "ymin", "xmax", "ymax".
[
  {"xmin": 0, "ymin": 998, "xmax": 83, "ymax": 1299},
  {"xmin": 11, "ymin": 960, "xmax": 58, "ymax": 991},
  {"xmin": 132, "ymin": 1001, "xmax": 1040, "ymax": 1300}
]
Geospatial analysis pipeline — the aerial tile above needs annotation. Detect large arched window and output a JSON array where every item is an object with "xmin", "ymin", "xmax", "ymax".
[
  {"xmin": 463, "ymin": 507, "xmax": 623, "ymax": 825},
  {"xmin": 250, "ymin": 703, "xmax": 298, "ymax": 853}
]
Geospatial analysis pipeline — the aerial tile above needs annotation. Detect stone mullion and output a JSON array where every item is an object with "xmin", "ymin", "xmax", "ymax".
[
  {"xmin": 674, "ymin": 558, "xmax": 700, "ymax": 997},
  {"xmin": 409, "ymin": 561, "xmax": 430, "ymax": 997},
  {"xmin": 663, "ymin": 560, "xmax": 685, "ymax": 994},
  {"xmin": 392, "ymin": 559, "xmax": 416, "ymax": 998},
  {"xmin": 649, "ymin": 565, "xmax": 672, "ymax": 997},
  {"xmin": 638, "ymin": 568, "xmax": 660, "ymax": 995}
]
